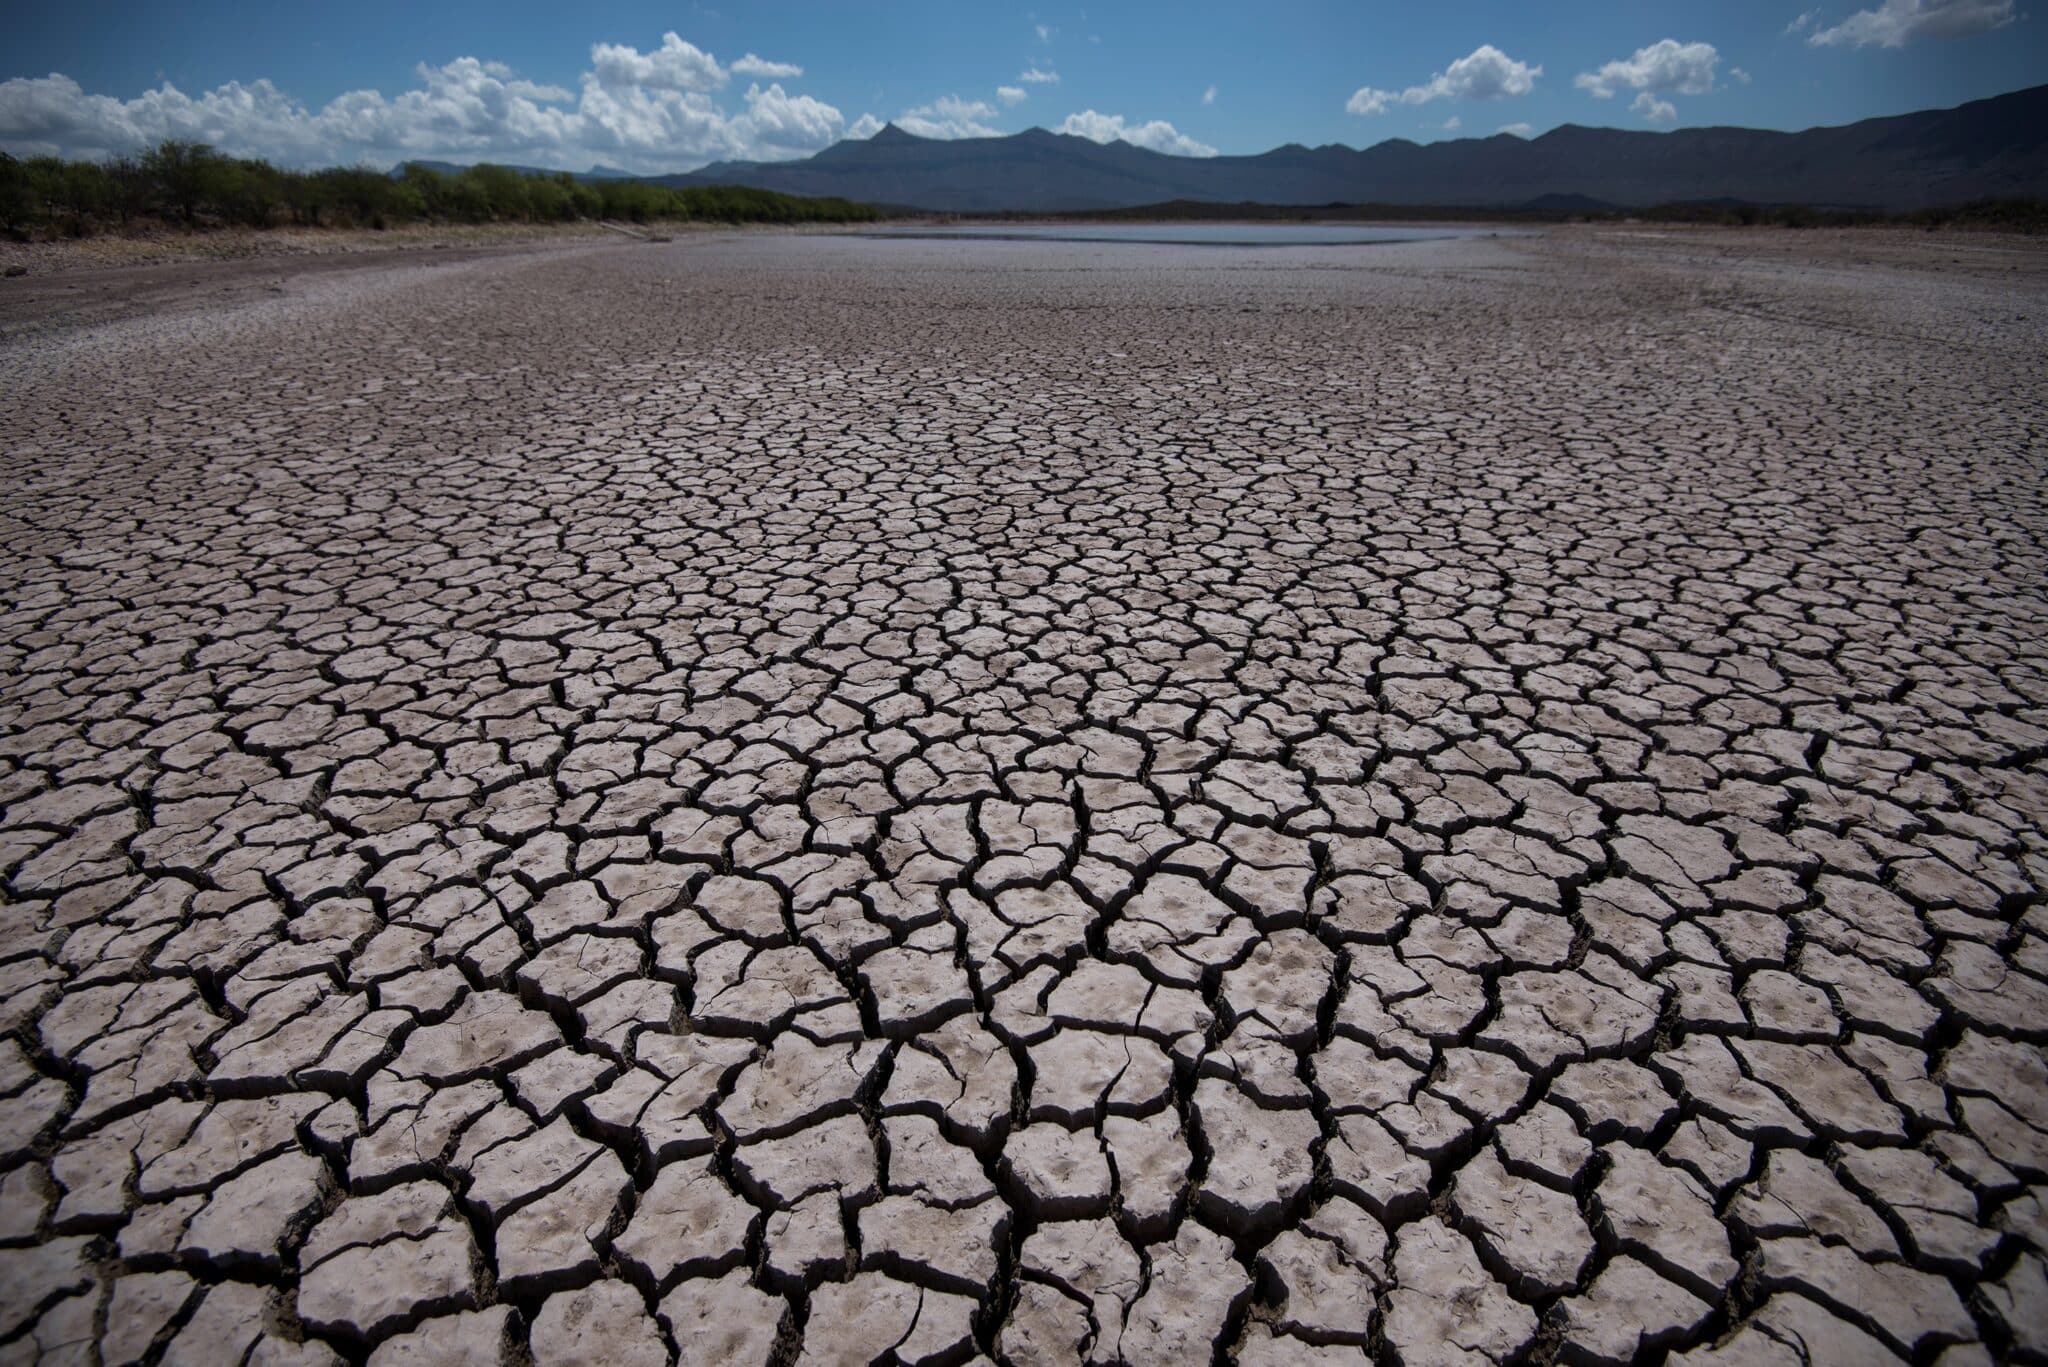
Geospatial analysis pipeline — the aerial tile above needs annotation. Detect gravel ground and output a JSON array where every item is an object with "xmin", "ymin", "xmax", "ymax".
[
  {"xmin": 0, "ymin": 221, "xmax": 654, "ymax": 277},
  {"xmin": 0, "ymin": 225, "xmax": 2044, "ymax": 1365}
]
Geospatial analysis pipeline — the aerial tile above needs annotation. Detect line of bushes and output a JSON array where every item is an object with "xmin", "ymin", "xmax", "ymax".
[{"xmin": 0, "ymin": 140, "xmax": 878, "ymax": 236}]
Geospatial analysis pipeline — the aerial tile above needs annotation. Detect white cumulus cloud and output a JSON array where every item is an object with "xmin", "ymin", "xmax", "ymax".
[
  {"xmin": 1346, "ymin": 44, "xmax": 1541, "ymax": 116},
  {"xmin": 1442, "ymin": 115, "xmax": 1462, "ymax": 131},
  {"xmin": 1575, "ymin": 40, "xmax": 1720, "ymax": 98},
  {"xmin": 1632, "ymin": 91, "xmax": 1679, "ymax": 124},
  {"xmin": 848, "ymin": 113, "xmax": 885, "ymax": 139},
  {"xmin": 732, "ymin": 83, "xmax": 844, "ymax": 154},
  {"xmin": 1057, "ymin": 110, "xmax": 1217, "ymax": 156},
  {"xmin": 997, "ymin": 85, "xmax": 1028, "ymax": 107},
  {"xmin": 1019, "ymin": 67, "xmax": 1061, "ymax": 84},
  {"xmin": 0, "ymin": 72, "xmax": 336, "ymax": 166},
  {"xmin": 1419, "ymin": 45, "xmax": 1543, "ymax": 100},
  {"xmin": 1497, "ymin": 122, "xmax": 1534, "ymax": 137},
  {"xmin": 0, "ymin": 34, "xmax": 854, "ymax": 173},
  {"xmin": 730, "ymin": 53, "xmax": 804, "ymax": 79},
  {"xmin": 1808, "ymin": 0, "xmax": 2017, "ymax": 46},
  {"xmin": 1202, "ymin": 84, "xmax": 1218, "ymax": 105},
  {"xmin": 897, "ymin": 95, "xmax": 1000, "ymax": 140},
  {"xmin": 590, "ymin": 33, "xmax": 726, "ymax": 92}
]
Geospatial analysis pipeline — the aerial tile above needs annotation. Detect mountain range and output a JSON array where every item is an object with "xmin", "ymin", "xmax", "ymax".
[{"xmin": 647, "ymin": 83, "xmax": 2047, "ymax": 214}]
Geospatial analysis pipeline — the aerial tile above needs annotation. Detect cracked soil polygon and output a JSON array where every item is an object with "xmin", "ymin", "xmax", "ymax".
[{"xmin": 1, "ymin": 226, "xmax": 2044, "ymax": 1361}]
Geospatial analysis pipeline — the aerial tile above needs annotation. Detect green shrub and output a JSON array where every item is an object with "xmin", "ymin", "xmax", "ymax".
[{"xmin": 0, "ymin": 142, "xmax": 880, "ymax": 237}]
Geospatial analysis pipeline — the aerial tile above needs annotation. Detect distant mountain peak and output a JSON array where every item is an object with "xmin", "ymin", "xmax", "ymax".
[{"xmin": 646, "ymin": 83, "xmax": 2047, "ymax": 215}]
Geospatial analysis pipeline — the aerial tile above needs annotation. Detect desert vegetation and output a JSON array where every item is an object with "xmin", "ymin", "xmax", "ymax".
[{"xmin": 0, "ymin": 140, "xmax": 878, "ymax": 236}]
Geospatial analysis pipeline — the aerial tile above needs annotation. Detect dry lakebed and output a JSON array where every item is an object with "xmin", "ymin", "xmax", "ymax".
[{"xmin": 0, "ymin": 224, "xmax": 2044, "ymax": 1364}]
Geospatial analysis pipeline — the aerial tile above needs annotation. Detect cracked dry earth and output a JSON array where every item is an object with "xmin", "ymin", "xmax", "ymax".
[{"xmin": 0, "ymin": 226, "xmax": 2045, "ymax": 1367}]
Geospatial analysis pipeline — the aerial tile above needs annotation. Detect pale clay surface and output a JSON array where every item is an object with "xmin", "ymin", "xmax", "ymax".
[{"xmin": 0, "ymin": 227, "xmax": 2044, "ymax": 1364}]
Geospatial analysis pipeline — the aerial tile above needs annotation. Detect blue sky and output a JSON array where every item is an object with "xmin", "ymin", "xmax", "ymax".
[{"xmin": 1, "ymin": 1, "xmax": 2039, "ymax": 172}]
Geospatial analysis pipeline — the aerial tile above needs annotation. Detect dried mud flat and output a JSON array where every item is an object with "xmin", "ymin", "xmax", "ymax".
[{"xmin": 0, "ymin": 226, "xmax": 2045, "ymax": 1365}]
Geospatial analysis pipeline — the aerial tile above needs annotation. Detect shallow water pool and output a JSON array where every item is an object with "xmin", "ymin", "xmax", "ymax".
[{"xmin": 856, "ymin": 222, "xmax": 1503, "ymax": 247}]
